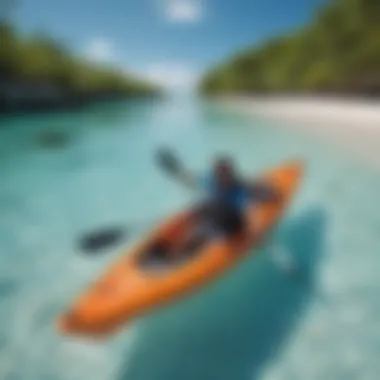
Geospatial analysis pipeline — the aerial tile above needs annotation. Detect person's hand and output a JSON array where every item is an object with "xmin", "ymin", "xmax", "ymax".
[{"xmin": 245, "ymin": 210, "xmax": 261, "ymax": 238}]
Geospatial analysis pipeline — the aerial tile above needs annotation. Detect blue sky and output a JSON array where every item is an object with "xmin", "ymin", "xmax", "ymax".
[{"xmin": 11, "ymin": 0, "xmax": 326, "ymax": 88}]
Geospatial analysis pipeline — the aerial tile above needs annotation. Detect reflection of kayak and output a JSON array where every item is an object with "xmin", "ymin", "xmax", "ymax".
[{"xmin": 57, "ymin": 161, "xmax": 304, "ymax": 338}]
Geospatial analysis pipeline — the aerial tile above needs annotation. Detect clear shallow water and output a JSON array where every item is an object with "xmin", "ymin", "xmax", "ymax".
[{"xmin": 0, "ymin": 96, "xmax": 380, "ymax": 380}]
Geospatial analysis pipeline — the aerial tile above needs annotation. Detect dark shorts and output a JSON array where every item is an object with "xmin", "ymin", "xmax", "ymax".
[
  {"xmin": 143, "ymin": 201, "xmax": 246, "ymax": 264},
  {"xmin": 194, "ymin": 201, "xmax": 245, "ymax": 238}
]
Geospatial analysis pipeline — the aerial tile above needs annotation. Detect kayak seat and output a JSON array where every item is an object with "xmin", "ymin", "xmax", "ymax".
[{"xmin": 139, "ymin": 221, "xmax": 216, "ymax": 271}]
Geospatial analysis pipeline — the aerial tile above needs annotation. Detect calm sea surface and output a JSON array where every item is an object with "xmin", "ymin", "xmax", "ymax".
[{"xmin": 0, "ymin": 96, "xmax": 379, "ymax": 380}]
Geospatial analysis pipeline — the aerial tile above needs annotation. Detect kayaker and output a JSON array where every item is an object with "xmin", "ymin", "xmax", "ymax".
[{"xmin": 169, "ymin": 155, "xmax": 280, "ymax": 252}]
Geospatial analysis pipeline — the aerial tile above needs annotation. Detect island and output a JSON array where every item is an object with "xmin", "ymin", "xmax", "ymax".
[
  {"xmin": 0, "ymin": 22, "xmax": 161, "ymax": 114},
  {"xmin": 200, "ymin": 0, "xmax": 379, "ymax": 97}
]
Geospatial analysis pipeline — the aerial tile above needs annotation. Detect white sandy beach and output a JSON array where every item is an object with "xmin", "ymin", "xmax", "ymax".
[{"xmin": 221, "ymin": 96, "xmax": 380, "ymax": 169}]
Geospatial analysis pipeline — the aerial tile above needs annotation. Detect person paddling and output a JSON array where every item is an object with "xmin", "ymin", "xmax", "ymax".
[
  {"xmin": 157, "ymin": 150, "xmax": 280, "ymax": 254},
  {"xmin": 79, "ymin": 148, "xmax": 281, "ymax": 255}
]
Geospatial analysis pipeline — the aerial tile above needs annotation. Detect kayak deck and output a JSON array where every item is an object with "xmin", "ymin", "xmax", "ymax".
[{"xmin": 57, "ymin": 161, "xmax": 304, "ymax": 338}]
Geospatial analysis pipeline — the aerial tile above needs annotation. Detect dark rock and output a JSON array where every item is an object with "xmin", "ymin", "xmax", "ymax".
[
  {"xmin": 35, "ymin": 131, "xmax": 70, "ymax": 149},
  {"xmin": 78, "ymin": 227, "xmax": 126, "ymax": 253}
]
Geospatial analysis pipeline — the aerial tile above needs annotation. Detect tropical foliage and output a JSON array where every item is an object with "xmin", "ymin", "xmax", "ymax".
[
  {"xmin": 0, "ymin": 22, "xmax": 159, "ymax": 102},
  {"xmin": 200, "ymin": 0, "xmax": 380, "ymax": 96}
]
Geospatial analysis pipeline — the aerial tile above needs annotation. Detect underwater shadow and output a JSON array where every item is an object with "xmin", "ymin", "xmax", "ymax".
[
  {"xmin": 34, "ymin": 130, "xmax": 70, "ymax": 149},
  {"xmin": 117, "ymin": 208, "xmax": 326, "ymax": 380}
]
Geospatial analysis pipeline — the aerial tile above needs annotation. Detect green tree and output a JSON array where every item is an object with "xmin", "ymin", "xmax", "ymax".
[
  {"xmin": 0, "ymin": 22, "xmax": 160, "ymax": 105},
  {"xmin": 200, "ymin": 0, "xmax": 380, "ymax": 96}
]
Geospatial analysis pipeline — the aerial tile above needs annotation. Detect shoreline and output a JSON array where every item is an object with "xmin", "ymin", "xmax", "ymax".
[
  {"xmin": 219, "ymin": 96, "xmax": 380, "ymax": 169},
  {"xmin": 0, "ymin": 92, "xmax": 160, "ymax": 116}
]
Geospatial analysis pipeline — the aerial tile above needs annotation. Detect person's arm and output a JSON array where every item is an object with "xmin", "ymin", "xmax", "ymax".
[
  {"xmin": 243, "ymin": 180, "xmax": 281, "ymax": 238},
  {"xmin": 246, "ymin": 179, "xmax": 281, "ymax": 202}
]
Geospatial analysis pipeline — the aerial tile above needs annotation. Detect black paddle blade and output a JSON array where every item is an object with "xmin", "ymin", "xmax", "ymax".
[
  {"xmin": 155, "ymin": 147, "xmax": 182, "ymax": 175},
  {"xmin": 79, "ymin": 227, "xmax": 126, "ymax": 253}
]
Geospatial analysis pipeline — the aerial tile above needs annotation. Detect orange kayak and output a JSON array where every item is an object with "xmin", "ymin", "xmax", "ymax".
[{"xmin": 57, "ymin": 161, "xmax": 304, "ymax": 338}]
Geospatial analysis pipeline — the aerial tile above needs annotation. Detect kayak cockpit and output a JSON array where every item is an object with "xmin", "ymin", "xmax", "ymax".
[{"xmin": 137, "ymin": 220, "xmax": 219, "ymax": 272}]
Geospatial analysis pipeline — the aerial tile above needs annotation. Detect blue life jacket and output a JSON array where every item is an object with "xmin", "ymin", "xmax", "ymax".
[{"xmin": 199, "ymin": 174, "xmax": 251, "ymax": 212}]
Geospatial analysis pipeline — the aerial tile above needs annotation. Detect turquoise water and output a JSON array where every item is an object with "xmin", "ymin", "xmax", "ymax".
[{"xmin": 0, "ymin": 96, "xmax": 380, "ymax": 380}]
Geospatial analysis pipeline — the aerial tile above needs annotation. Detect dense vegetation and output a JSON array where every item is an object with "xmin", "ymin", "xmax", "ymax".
[
  {"xmin": 200, "ymin": 0, "xmax": 380, "ymax": 96},
  {"xmin": 0, "ymin": 22, "xmax": 160, "ymax": 112}
]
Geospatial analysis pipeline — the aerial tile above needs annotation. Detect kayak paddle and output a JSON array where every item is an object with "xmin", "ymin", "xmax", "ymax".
[
  {"xmin": 155, "ymin": 147, "xmax": 183, "ymax": 176},
  {"xmin": 77, "ymin": 147, "xmax": 180, "ymax": 254},
  {"xmin": 78, "ymin": 227, "xmax": 126, "ymax": 253}
]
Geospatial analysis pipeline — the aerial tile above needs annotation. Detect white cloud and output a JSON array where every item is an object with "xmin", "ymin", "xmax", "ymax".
[
  {"xmin": 143, "ymin": 63, "xmax": 198, "ymax": 90},
  {"xmin": 84, "ymin": 38, "xmax": 115, "ymax": 62},
  {"xmin": 163, "ymin": 0, "xmax": 203, "ymax": 23}
]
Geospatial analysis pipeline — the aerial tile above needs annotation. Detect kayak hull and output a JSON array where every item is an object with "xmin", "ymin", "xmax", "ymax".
[{"xmin": 57, "ymin": 161, "xmax": 304, "ymax": 338}]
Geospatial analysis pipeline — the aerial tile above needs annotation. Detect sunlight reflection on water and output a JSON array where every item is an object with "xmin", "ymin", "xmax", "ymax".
[{"xmin": 0, "ymin": 98, "xmax": 379, "ymax": 380}]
